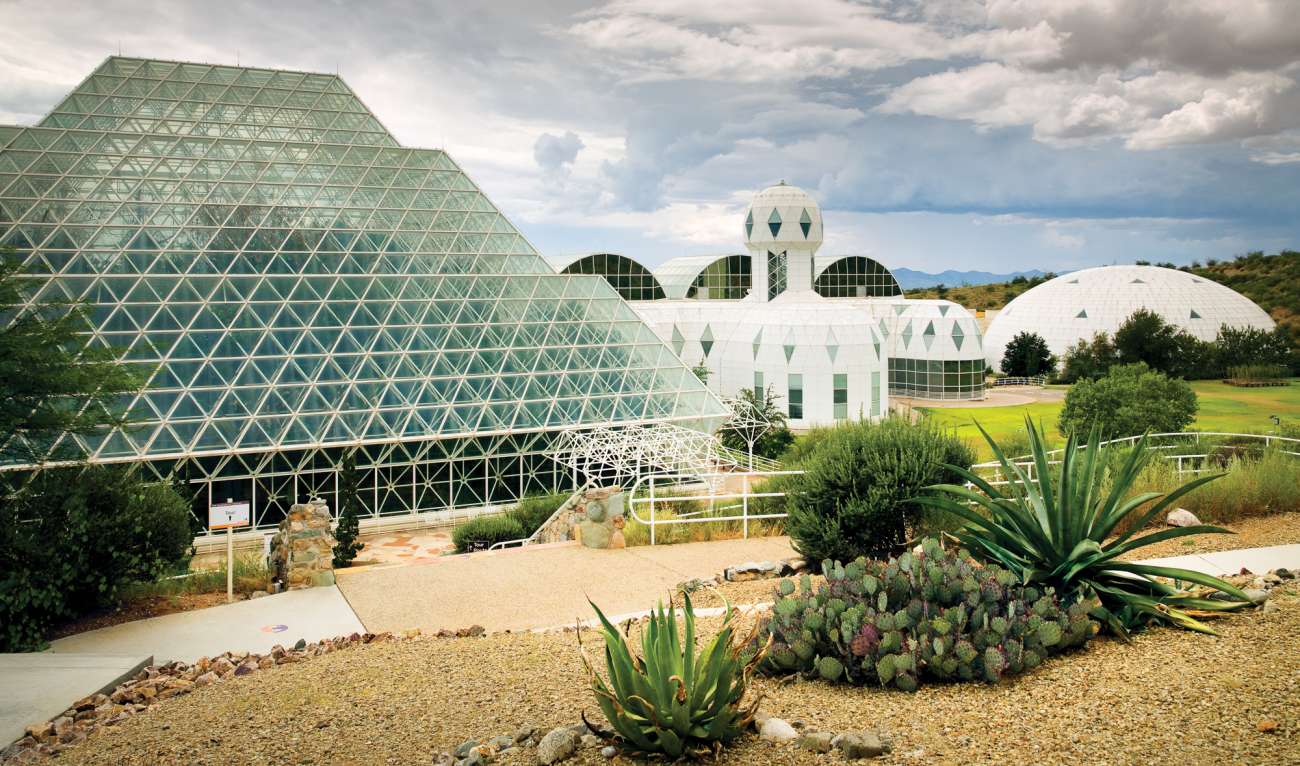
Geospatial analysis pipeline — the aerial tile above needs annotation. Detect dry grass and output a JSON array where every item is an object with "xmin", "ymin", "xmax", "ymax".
[{"xmin": 622, "ymin": 488, "xmax": 785, "ymax": 546}]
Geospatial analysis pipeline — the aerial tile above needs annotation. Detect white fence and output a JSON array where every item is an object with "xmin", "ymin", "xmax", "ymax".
[
  {"xmin": 993, "ymin": 376, "xmax": 1047, "ymax": 387},
  {"xmin": 627, "ymin": 469, "xmax": 803, "ymax": 545},
  {"xmin": 971, "ymin": 431, "xmax": 1300, "ymax": 487}
]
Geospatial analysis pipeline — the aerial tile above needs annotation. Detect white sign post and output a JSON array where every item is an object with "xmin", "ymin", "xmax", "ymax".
[{"xmin": 209, "ymin": 499, "xmax": 251, "ymax": 603}]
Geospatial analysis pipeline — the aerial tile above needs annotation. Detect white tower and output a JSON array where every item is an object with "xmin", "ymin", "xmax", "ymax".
[{"xmin": 744, "ymin": 182, "xmax": 823, "ymax": 301}]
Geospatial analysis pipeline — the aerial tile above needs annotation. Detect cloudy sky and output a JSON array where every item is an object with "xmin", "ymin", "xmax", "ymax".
[{"xmin": 3, "ymin": 0, "xmax": 1298, "ymax": 272}]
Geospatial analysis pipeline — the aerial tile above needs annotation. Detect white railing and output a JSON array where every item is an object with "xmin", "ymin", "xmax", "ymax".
[
  {"xmin": 970, "ymin": 431, "xmax": 1300, "ymax": 487},
  {"xmin": 627, "ymin": 469, "xmax": 802, "ymax": 545},
  {"xmin": 993, "ymin": 376, "xmax": 1047, "ymax": 387}
]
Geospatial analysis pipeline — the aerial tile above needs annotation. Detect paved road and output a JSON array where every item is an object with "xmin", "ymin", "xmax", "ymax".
[
  {"xmin": 48, "ymin": 585, "xmax": 366, "ymax": 665},
  {"xmin": 336, "ymin": 536, "xmax": 798, "ymax": 634},
  {"xmin": 1139, "ymin": 543, "xmax": 1300, "ymax": 577},
  {"xmin": 0, "ymin": 654, "xmax": 151, "ymax": 747}
]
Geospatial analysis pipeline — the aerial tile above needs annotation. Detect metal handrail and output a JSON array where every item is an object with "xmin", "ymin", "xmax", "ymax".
[
  {"xmin": 626, "ymin": 469, "xmax": 802, "ymax": 545},
  {"xmin": 969, "ymin": 431, "xmax": 1300, "ymax": 487}
]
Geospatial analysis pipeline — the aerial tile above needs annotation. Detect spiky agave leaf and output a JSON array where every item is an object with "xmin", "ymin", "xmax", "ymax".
[
  {"xmin": 915, "ymin": 417, "xmax": 1252, "ymax": 638},
  {"xmin": 580, "ymin": 593, "xmax": 768, "ymax": 757}
]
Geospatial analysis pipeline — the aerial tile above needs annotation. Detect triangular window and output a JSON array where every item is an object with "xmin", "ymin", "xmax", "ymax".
[
  {"xmin": 1076, "ymin": 309, "xmax": 1087, "ymax": 318},
  {"xmin": 767, "ymin": 208, "xmax": 781, "ymax": 237},
  {"xmin": 744, "ymin": 210, "xmax": 753, "ymax": 239},
  {"xmin": 1190, "ymin": 309, "xmax": 1201, "ymax": 319},
  {"xmin": 700, "ymin": 325, "xmax": 714, "ymax": 357},
  {"xmin": 799, "ymin": 208, "xmax": 811, "ymax": 238}
]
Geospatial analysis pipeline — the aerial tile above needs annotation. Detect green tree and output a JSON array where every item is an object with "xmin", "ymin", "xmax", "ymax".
[
  {"xmin": 689, "ymin": 362, "xmax": 710, "ymax": 385},
  {"xmin": 716, "ymin": 386, "xmax": 794, "ymax": 460},
  {"xmin": 0, "ymin": 466, "xmax": 191, "ymax": 650},
  {"xmin": 0, "ymin": 251, "xmax": 140, "ymax": 463},
  {"xmin": 1113, "ymin": 309, "xmax": 1184, "ymax": 374},
  {"xmin": 1058, "ymin": 363, "xmax": 1197, "ymax": 439},
  {"xmin": 1059, "ymin": 331, "xmax": 1117, "ymax": 382},
  {"xmin": 782, "ymin": 418, "xmax": 973, "ymax": 563},
  {"xmin": 999, "ymin": 331, "xmax": 1056, "ymax": 377},
  {"xmin": 1213, "ymin": 325, "xmax": 1292, "ymax": 375},
  {"xmin": 332, "ymin": 451, "xmax": 363, "ymax": 567}
]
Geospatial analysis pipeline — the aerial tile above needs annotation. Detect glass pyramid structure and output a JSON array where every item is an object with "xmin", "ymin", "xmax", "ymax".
[{"xmin": 0, "ymin": 57, "xmax": 724, "ymax": 529}]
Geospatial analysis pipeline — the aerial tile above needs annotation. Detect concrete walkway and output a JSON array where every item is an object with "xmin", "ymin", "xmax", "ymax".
[
  {"xmin": 48, "ymin": 585, "xmax": 366, "ymax": 666},
  {"xmin": 336, "ymin": 536, "xmax": 797, "ymax": 634},
  {"xmin": 0, "ymin": 653, "xmax": 151, "ymax": 747},
  {"xmin": 1139, "ymin": 543, "xmax": 1300, "ymax": 577}
]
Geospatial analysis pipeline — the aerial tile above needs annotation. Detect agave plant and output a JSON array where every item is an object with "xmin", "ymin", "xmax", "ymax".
[
  {"xmin": 580, "ymin": 593, "xmax": 769, "ymax": 758},
  {"xmin": 916, "ymin": 418, "xmax": 1252, "ymax": 638}
]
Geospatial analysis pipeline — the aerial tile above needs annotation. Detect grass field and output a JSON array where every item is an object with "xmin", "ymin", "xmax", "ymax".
[{"xmin": 921, "ymin": 379, "xmax": 1300, "ymax": 458}]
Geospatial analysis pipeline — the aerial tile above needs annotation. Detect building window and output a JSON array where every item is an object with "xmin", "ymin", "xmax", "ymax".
[
  {"xmin": 767, "ymin": 250, "xmax": 787, "ymax": 301},
  {"xmin": 788, "ymin": 373, "xmax": 803, "ymax": 419},
  {"xmin": 871, "ymin": 371, "xmax": 881, "ymax": 417},
  {"xmin": 833, "ymin": 373, "xmax": 848, "ymax": 420},
  {"xmin": 754, "ymin": 371, "xmax": 764, "ymax": 395},
  {"xmin": 813, "ymin": 256, "xmax": 902, "ymax": 299}
]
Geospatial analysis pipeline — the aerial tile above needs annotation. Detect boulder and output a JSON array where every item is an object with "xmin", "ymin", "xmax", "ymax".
[
  {"xmin": 1166, "ymin": 508, "xmax": 1201, "ymax": 527},
  {"xmin": 759, "ymin": 717, "xmax": 798, "ymax": 743},
  {"xmin": 798, "ymin": 732, "xmax": 834, "ymax": 753},
  {"xmin": 833, "ymin": 731, "xmax": 886, "ymax": 759},
  {"xmin": 537, "ymin": 728, "xmax": 578, "ymax": 764}
]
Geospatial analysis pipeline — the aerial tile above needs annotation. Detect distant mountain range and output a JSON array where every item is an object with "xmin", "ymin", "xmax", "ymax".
[{"xmin": 891, "ymin": 268, "xmax": 1051, "ymax": 290}]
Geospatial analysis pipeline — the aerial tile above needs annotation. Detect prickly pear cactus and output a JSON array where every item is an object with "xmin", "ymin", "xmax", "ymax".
[{"xmin": 756, "ymin": 536, "xmax": 1097, "ymax": 691}]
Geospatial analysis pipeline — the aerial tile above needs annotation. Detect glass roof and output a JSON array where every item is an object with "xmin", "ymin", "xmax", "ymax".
[{"xmin": 0, "ymin": 57, "xmax": 725, "ymax": 465}]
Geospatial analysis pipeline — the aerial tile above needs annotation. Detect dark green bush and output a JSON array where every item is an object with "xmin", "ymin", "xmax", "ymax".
[
  {"xmin": 760, "ymin": 539, "xmax": 1094, "ymax": 690},
  {"xmin": 1058, "ymin": 362, "xmax": 1197, "ymax": 438},
  {"xmin": 452, "ymin": 515, "xmax": 526, "ymax": 552},
  {"xmin": 782, "ymin": 418, "xmax": 973, "ymax": 563},
  {"xmin": 0, "ymin": 465, "xmax": 193, "ymax": 651},
  {"xmin": 506, "ymin": 493, "xmax": 567, "ymax": 536}
]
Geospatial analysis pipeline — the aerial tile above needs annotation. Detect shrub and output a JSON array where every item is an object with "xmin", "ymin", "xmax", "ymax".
[
  {"xmin": 1059, "ymin": 331, "xmax": 1117, "ymax": 382},
  {"xmin": 0, "ymin": 465, "xmax": 192, "ymax": 651},
  {"xmin": 1000, "ymin": 331, "xmax": 1056, "ymax": 377},
  {"xmin": 1058, "ymin": 362, "xmax": 1196, "ymax": 439},
  {"xmin": 332, "ymin": 451, "xmax": 363, "ymax": 568},
  {"xmin": 717, "ymin": 385, "xmax": 795, "ymax": 461},
  {"xmin": 1214, "ymin": 325, "xmax": 1293, "ymax": 376},
  {"xmin": 783, "ymin": 418, "xmax": 974, "ymax": 564},
  {"xmin": 759, "ymin": 538, "xmax": 1093, "ymax": 690},
  {"xmin": 583, "ymin": 594, "xmax": 765, "ymax": 756},
  {"xmin": 1124, "ymin": 448, "xmax": 1300, "ymax": 527},
  {"xmin": 506, "ymin": 493, "xmax": 567, "ymax": 536},
  {"xmin": 917, "ymin": 419, "xmax": 1251, "ymax": 637},
  {"xmin": 452, "ymin": 515, "xmax": 525, "ymax": 552},
  {"xmin": 1224, "ymin": 363, "xmax": 1289, "ymax": 384},
  {"xmin": 1114, "ymin": 309, "xmax": 1184, "ymax": 374}
]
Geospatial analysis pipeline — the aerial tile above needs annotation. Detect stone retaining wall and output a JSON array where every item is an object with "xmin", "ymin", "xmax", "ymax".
[{"xmin": 534, "ymin": 485, "xmax": 626, "ymax": 549}]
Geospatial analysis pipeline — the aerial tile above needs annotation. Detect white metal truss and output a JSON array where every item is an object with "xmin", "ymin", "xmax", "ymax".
[{"xmin": 556, "ymin": 423, "xmax": 772, "ymax": 488}]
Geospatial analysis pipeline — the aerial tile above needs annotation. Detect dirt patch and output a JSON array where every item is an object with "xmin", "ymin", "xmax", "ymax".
[{"xmin": 48, "ymin": 593, "xmax": 235, "ymax": 641}]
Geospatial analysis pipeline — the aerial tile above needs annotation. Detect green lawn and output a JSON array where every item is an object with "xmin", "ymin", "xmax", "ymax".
[{"xmin": 920, "ymin": 380, "xmax": 1300, "ymax": 459}]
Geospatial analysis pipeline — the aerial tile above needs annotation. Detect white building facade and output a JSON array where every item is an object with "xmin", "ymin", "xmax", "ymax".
[{"xmin": 620, "ymin": 184, "xmax": 988, "ymax": 428}]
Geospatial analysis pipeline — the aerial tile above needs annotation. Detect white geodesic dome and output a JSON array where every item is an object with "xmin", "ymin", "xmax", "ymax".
[{"xmin": 983, "ymin": 265, "xmax": 1275, "ymax": 367}]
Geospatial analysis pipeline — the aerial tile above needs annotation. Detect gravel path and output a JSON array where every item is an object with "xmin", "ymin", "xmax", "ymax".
[{"xmin": 53, "ymin": 585, "xmax": 1298, "ymax": 766}]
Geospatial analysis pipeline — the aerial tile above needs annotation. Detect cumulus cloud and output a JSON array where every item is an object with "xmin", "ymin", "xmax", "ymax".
[{"xmin": 533, "ymin": 131, "xmax": 586, "ymax": 174}]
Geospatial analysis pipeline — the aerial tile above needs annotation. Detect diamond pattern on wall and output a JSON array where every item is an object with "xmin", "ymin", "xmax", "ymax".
[{"xmin": 0, "ymin": 57, "xmax": 724, "ymax": 466}]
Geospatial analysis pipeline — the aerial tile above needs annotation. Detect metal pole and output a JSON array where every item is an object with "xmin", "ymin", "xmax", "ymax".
[
  {"xmin": 649, "ymin": 475, "xmax": 656, "ymax": 546},
  {"xmin": 742, "ymin": 471, "xmax": 749, "ymax": 539},
  {"xmin": 226, "ymin": 520, "xmax": 233, "ymax": 604}
]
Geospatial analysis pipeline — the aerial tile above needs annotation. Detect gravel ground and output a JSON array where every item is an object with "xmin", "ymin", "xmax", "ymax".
[
  {"xmin": 1121, "ymin": 511, "xmax": 1300, "ymax": 560},
  {"xmin": 54, "ymin": 584, "xmax": 1298, "ymax": 766}
]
